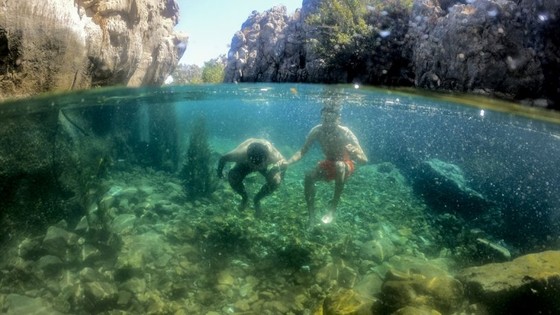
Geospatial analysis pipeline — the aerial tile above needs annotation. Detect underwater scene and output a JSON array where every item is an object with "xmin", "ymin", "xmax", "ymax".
[{"xmin": 0, "ymin": 83, "xmax": 559, "ymax": 314}]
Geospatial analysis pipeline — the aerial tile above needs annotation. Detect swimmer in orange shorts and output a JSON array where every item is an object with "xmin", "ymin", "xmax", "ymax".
[{"xmin": 288, "ymin": 106, "xmax": 368, "ymax": 226}]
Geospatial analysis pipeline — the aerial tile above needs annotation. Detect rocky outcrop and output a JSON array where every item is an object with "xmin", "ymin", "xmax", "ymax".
[
  {"xmin": 379, "ymin": 269, "xmax": 464, "ymax": 314},
  {"xmin": 410, "ymin": 0, "xmax": 559, "ymax": 107},
  {"xmin": 224, "ymin": 6, "xmax": 306, "ymax": 83},
  {"xmin": 458, "ymin": 250, "xmax": 560, "ymax": 314},
  {"xmin": 0, "ymin": 0, "xmax": 187, "ymax": 100},
  {"xmin": 224, "ymin": 0, "xmax": 560, "ymax": 109},
  {"xmin": 224, "ymin": 0, "xmax": 412, "ymax": 85}
]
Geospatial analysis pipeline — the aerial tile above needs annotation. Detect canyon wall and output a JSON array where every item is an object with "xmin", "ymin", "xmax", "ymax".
[
  {"xmin": 224, "ymin": 0, "xmax": 560, "ymax": 109},
  {"xmin": 0, "ymin": 0, "xmax": 187, "ymax": 100}
]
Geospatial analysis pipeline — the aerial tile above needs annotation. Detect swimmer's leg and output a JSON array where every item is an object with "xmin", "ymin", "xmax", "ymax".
[
  {"xmin": 228, "ymin": 165, "xmax": 251, "ymax": 210},
  {"xmin": 325, "ymin": 161, "xmax": 347, "ymax": 221},
  {"xmin": 253, "ymin": 169, "xmax": 282, "ymax": 217},
  {"xmin": 304, "ymin": 167, "xmax": 322, "ymax": 226}
]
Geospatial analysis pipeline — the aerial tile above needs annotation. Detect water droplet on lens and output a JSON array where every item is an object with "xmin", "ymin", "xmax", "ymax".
[
  {"xmin": 487, "ymin": 9, "xmax": 498, "ymax": 17},
  {"xmin": 379, "ymin": 30, "xmax": 391, "ymax": 38}
]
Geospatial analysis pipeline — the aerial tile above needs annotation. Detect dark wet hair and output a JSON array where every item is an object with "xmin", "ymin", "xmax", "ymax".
[
  {"xmin": 247, "ymin": 142, "xmax": 267, "ymax": 164},
  {"xmin": 321, "ymin": 107, "xmax": 341, "ymax": 117}
]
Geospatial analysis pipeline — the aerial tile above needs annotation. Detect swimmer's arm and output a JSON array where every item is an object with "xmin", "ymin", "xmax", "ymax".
[
  {"xmin": 217, "ymin": 140, "xmax": 252, "ymax": 178},
  {"xmin": 267, "ymin": 145, "xmax": 287, "ymax": 168},
  {"xmin": 288, "ymin": 127, "xmax": 318, "ymax": 164},
  {"xmin": 345, "ymin": 130, "xmax": 368, "ymax": 163}
]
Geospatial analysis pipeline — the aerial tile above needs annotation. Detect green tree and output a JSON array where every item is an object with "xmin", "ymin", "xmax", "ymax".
[
  {"xmin": 201, "ymin": 58, "xmax": 225, "ymax": 83},
  {"xmin": 306, "ymin": 0, "xmax": 370, "ymax": 61},
  {"xmin": 306, "ymin": 0, "xmax": 413, "ymax": 83}
]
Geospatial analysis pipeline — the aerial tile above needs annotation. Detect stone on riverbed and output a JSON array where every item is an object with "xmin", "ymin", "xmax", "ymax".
[{"xmin": 458, "ymin": 250, "xmax": 560, "ymax": 314}]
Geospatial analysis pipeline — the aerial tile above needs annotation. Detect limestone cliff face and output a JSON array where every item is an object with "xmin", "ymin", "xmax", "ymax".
[
  {"xmin": 223, "ymin": 2, "xmax": 326, "ymax": 83},
  {"xmin": 224, "ymin": 6, "xmax": 302, "ymax": 83},
  {"xmin": 224, "ymin": 0, "xmax": 560, "ymax": 109},
  {"xmin": 0, "ymin": 0, "xmax": 187, "ymax": 99}
]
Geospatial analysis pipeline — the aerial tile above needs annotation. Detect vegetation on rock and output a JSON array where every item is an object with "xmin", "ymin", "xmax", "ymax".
[
  {"xmin": 306, "ymin": 0, "xmax": 413, "ymax": 83},
  {"xmin": 169, "ymin": 56, "xmax": 226, "ymax": 84},
  {"xmin": 201, "ymin": 59, "xmax": 226, "ymax": 83}
]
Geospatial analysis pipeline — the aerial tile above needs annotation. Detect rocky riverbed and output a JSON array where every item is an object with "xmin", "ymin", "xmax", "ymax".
[{"xmin": 1, "ymin": 162, "xmax": 558, "ymax": 314}]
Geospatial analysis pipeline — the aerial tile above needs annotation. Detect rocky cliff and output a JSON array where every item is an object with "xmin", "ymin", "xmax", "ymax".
[
  {"xmin": 0, "ymin": 0, "xmax": 187, "ymax": 99},
  {"xmin": 224, "ymin": 0, "xmax": 560, "ymax": 109}
]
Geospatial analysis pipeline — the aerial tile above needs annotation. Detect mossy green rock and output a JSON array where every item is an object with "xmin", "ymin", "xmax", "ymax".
[
  {"xmin": 322, "ymin": 288, "xmax": 376, "ymax": 315},
  {"xmin": 458, "ymin": 250, "xmax": 560, "ymax": 314},
  {"xmin": 380, "ymin": 271, "xmax": 463, "ymax": 314}
]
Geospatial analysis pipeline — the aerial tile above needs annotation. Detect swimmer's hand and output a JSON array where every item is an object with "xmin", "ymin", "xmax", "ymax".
[
  {"xmin": 345, "ymin": 144, "xmax": 357, "ymax": 155},
  {"xmin": 270, "ymin": 160, "xmax": 288, "ymax": 173},
  {"xmin": 278, "ymin": 160, "xmax": 288, "ymax": 171}
]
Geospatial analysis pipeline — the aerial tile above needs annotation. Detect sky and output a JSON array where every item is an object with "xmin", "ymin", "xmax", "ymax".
[{"xmin": 175, "ymin": 0, "xmax": 303, "ymax": 66}]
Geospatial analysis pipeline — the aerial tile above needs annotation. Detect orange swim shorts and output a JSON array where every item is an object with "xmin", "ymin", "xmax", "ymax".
[{"xmin": 319, "ymin": 160, "xmax": 355, "ymax": 181}]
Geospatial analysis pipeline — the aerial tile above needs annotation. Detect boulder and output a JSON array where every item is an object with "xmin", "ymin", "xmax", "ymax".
[
  {"xmin": 378, "ymin": 268, "xmax": 464, "ymax": 314},
  {"xmin": 411, "ymin": 159, "xmax": 489, "ymax": 216},
  {"xmin": 35, "ymin": 255, "xmax": 64, "ymax": 276},
  {"xmin": 316, "ymin": 261, "xmax": 359, "ymax": 289},
  {"xmin": 1, "ymin": 294, "xmax": 64, "ymax": 315},
  {"xmin": 360, "ymin": 238, "xmax": 397, "ymax": 264},
  {"xmin": 458, "ymin": 250, "xmax": 560, "ymax": 314},
  {"xmin": 78, "ymin": 267, "xmax": 119, "ymax": 313},
  {"xmin": 42, "ymin": 225, "xmax": 79, "ymax": 258},
  {"xmin": 82, "ymin": 281, "xmax": 119, "ymax": 312},
  {"xmin": 322, "ymin": 288, "xmax": 376, "ymax": 315}
]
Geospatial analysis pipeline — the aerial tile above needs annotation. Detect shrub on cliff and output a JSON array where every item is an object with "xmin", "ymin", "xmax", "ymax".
[
  {"xmin": 168, "ymin": 57, "xmax": 225, "ymax": 84},
  {"xmin": 306, "ymin": 0, "xmax": 413, "ymax": 84},
  {"xmin": 201, "ymin": 58, "xmax": 225, "ymax": 83},
  {"xmin": 306, "ymin": 0, "xmax": 370, "ymax": 60}
]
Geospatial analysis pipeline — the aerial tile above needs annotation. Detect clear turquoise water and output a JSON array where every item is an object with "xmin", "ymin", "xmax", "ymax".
[
  {"xmin": 2, "ymin": 82, "xmax": 559, "ymax": 253},
  {"xmin": 1, "ymin": 83, "xmax": 559, "ymax": 313}
]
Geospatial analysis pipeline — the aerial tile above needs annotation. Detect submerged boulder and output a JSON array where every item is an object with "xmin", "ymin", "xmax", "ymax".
[
  {"xmin": 42, "ymin": 225, "xmax": 79, "ymax": 258},
  {"xmin": 458, "ymin": 250, "xmax": 560, "ymax": 314},
  {"xmin": 411, "ymin": 159, "xmax": 489, "ymax": 216},
  {"xmin": 378, "ymin": 269, "xmax": 464, "ymax": 314},
  {"xmin": 322, "ymin": 288, "xmax": 377, "ymax": 315},
  {"xmin": 1, "ymin": 294, "xmax": 64, "ymax": 315}
]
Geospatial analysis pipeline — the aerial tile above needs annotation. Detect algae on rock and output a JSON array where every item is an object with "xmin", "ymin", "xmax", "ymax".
[{"xmin": 180, "ymin": 116, "xmax": 217, "ymax": 200}]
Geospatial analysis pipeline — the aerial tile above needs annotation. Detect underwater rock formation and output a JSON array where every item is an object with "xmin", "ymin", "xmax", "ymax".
[
  {"xmin": 2, "ymin": 154, "xmax": 557, "ymax": 314},
  {"xmin": 410, "ymin": 159, "xmax": 489, "ymax": 216},
  {"xmin": 458, "ymin": 250, "xmax": 560, "ymax": 314},
  {"xmin": 378, "ymin": 269, "xmax": 464, "ymax": 314},
  {"xmin": 0, "ymin": 0, "xmax": 187, "ymax": 99},
  {"xmin": 180, "ymin": 116, "xmax": 217, "ymax": 200},
  {"xmin": 224, "ymin": 0, "xmax": 560, "ymax": 109},
  {"xmin": 0, "ymin": 108, "xmax": 113, "ymax": 246}
]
